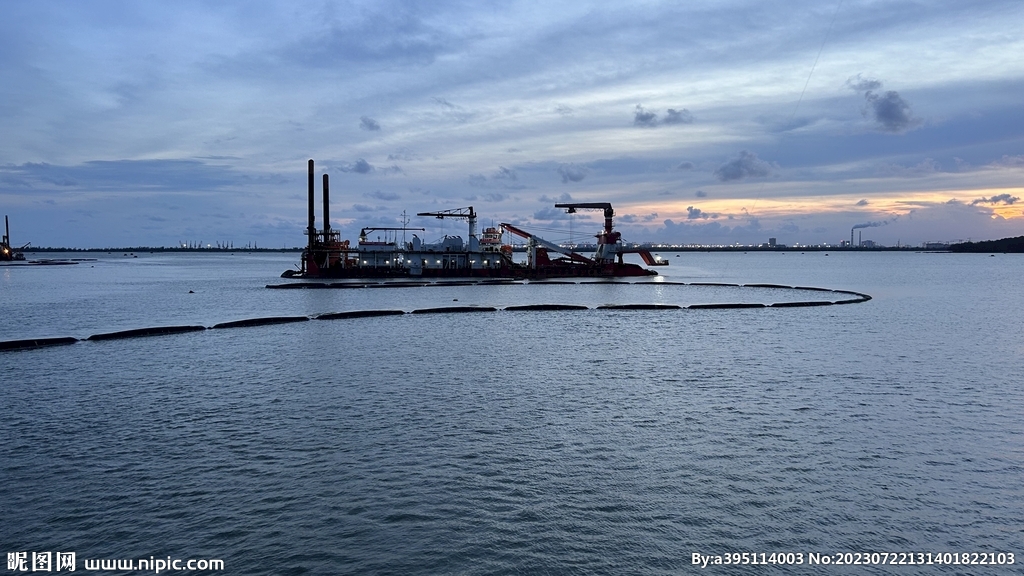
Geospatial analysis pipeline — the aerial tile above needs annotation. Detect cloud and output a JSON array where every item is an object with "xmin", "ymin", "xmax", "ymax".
[
  {"xmin": 846, "ymin": 75, "xmax": 882, "ymax": 92},
  {"xmin": 634, "ymin": 104, "xmax": 658, "ymax": 127},
  {"xmin": 634, "ymin": 104, "xmax": 692, "ymax": 127},
  {"xmin": 848, "ymin": 75, "xmax": 919, "ymax": 132},
  {"xmin": 484, "ymin": 193, "xmax": 508, "ymax": 202},
  {"xmin": 557, "ymin": 163, "xmax": 587, "ymax": 183},
  {"xmin": 369, "ymin": 190, "xmax": 400, "ymax": 201},
  {"xmin": 494, "ymin": 166, "xmax": 517, "ymax": 181},
  {"xmin": 555, "ymin": 104, "xmax": 573, "ymax": 116},
  {"xmin": 877, "ymin": 158, "xmax": 940, "ymax": 177},
  {"xmin": 352, "ymin": 204, "xmax": 376, "ymax": 212},
  {"xmin": 856, "ymin": 199, "xmax": 869, "ymax": 206},
  {"xmin": 0, "ymin": 160, "xmax": 239, "ymax": 192},
  {"xmin": 714, "ymin": 151, "xmax": 773, "ymax": 181},
  {"xmin": 360, "ymin": 116, "xmax": 381, "ymax": 131},
  {"xmin": 340, "ymin": 159, "xmax": 374, "ymax": 174},
  {"xmin": 677, "ymin": 161, "xmax": 694, "ymax": 170},
  {"xmin": 663, "ymin": 108, "xmax": 693, "ymax": 125},
  {"xmin": 971, "ymin": 193, "xmax": 1019, "ymax": 206},
  {"xmin": 686, "ymin": 205, "xmax": 719, "ymax": 220},
  {"xmin": 533, "ymin": 206, "xmax": 568, "ymax": 221},
  {"xmin": 540, "ymin": 193, "xmax": 573, "ymax": 203},
  {"xmin": 695, "ymin": 190, "xmax": 707, "ymax": 198}
]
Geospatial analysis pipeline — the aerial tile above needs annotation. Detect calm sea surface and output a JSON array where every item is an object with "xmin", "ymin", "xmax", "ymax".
[{"xmin": 2, "ymin": 251, "xmax": 1022, "ymax": 575}]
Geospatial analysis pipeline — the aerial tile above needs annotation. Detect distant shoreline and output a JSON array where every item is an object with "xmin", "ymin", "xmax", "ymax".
[{"xmin": 25, "ymin": 245, "xmax": 931, "ymax": 254}]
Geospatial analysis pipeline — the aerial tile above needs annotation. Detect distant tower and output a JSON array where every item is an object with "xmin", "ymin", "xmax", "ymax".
[{"xmin": 768, "ymin": 237, "xmax": 777, "ymax": 247}]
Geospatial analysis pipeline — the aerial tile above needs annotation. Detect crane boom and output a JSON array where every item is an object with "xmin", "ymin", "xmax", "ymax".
[{"xmin": 416, "ymin": 207, "xmax": 478, "ymax": 250}]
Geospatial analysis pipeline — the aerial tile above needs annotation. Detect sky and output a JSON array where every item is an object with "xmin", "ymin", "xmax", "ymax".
[{"xmin": 2, "ymin": 0, "xmax": 1023, "ymax": 249}]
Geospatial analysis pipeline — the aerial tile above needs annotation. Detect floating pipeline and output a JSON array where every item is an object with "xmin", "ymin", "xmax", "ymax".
[
  {"xmin": 316, "ymin": 310, "xmax": 405, "ymax": 320},
  {"xmin": 598, "ymin": 304, "xmax": 684, "ymax": 310},
  {"xmin": 504, "ymin": 304, "xmax": 590, "ymax": 311},
  {"xmin": 1, "ymin": 284, "xmax": 874, "ymax": 351},
  {"xmin": 211, "ymin": 316, "xmax": 310, "ymax": 329},
  {"xmin": 88, "ymin": 325, "xmax": 207, "ymax": 341},
  {"xmin": 688, "ymin": 303, "xmax": 766, "ymax": 309},
  {"xmin": 411, "ymin": 306, "xmax": 499, "ymax": 314},
  {"xmin": 770, "ymin": 301, "xmax": 834, "ymax": 308},
  {"xmin": 0, "ymin": 336, "xmax": 79, "ymax": 351}
]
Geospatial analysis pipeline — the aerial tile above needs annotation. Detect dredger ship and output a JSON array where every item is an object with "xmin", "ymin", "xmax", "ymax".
[{"xmin": 282, "ymin": 160, "xmax": 666, "ymax": 280}]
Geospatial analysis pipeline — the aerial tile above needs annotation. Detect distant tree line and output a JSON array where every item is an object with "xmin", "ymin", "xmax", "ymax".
[{"xmin": 949, "ymin": 236, "xmax": 1024, "ymax": 253}]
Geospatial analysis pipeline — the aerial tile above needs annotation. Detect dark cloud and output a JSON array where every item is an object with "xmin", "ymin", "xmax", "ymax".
[
  {"xmin": 677, "ymin": 161, "xmax": 694, "ymax": 170},
  {"xmin": 494, "ymin": 166, "xmax": 517, "ymax": 181},
  {"xmin": 340, "ymin": 159, "xmax": 374, "ymax": 174},
  {"xmin": 714, "ymin": 151, "xmax": 773, "ymax": 181},
  {"xmin": 555, "ymin": 105, "xmax": 573, "ymax": 116},
  {"xmin": 856, "ymin": 199, "xmax": 869, "ymax": 206},
  {"xmin": 468, "ymin": 174, "xmax": 487, "ymax": 187},
  {"xmin": 866, "ymin": 90, "xmax": 916, "ymax": 132},
  {"xmin": 484, "ymin": 193, "xmax": 509, "ymax": 202},
  {"xmin": 557, "ymin": 163, "xmax": 587, "ymax": 183},
  {"xmin": 663, "ymin": 108, "xmax": 693, "ymax": 124},
  {"xmin": 360, "ymin": 116, "xmax": 381, "ymax": 131},
  {"xmin": 533, "ymin": 207, "xmax": 568, "ymax": 221},
  {"xmin": 848, "ymin": 75, "xmax": 918, "ymax": 132},
  {"xmin": 634, "ymin": 104, "xmax": 658, "ymax": 127},
  {"xmin": 695, "ymin": 190, "xmax": 707, "ymax": 198},
  {"xmin": 540, "ymin": 193, "xmax": 573, "ymax": 203},
  {"xmin": 387, "ymin": 149, "xmax": 417, "ymax": 161},
  {"xmin": 686, "ymin": 205, "xmax": 719, "ymax": 220},
  {"xmin": 369, "ymin": 190, "xmax": 400, "ymax": 201},
  {"xmin": 0, "ymin": 160, "xmax": 239, "ymax": 192},
  {"xmin": 971, "ymin": 193, "xmax": 1019, "ymax": 206},
  {"xmin": 846, "ymin": 75, "xmax": 882, "ymax": 92},
  {"xmin": 352, "ymin": 204, "xmax": 376, "ymax": 212},
  {"xmin": 634, "ymin": 104, "xmax": 692, "ymax": 127},
  {"xmin": 433, "ymin": 97, "xmax": 456, "ymax": 109}
]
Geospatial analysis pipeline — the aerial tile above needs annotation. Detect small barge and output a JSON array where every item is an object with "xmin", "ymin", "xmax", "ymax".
[{"xmin": 282, "ymin": 160, "xmax": 666, "ymax": 280}]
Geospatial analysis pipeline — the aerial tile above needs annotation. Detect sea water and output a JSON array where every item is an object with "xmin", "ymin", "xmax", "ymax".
[{"xmin": 2, "ymin": 251, "xmax": 1022, "ymax": 574}]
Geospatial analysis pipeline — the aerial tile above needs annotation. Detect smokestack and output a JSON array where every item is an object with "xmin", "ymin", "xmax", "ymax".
[
  {"xmin": 322, "ymin": 173, "xmax": 330, "ymax": 233},
  {"xmin": 859, "ymin": 230, "xmax": 862, "ymax": 247},
  {"xmin": 851, "ymin": 228, "xmax": 854, "ymax": 247},
  {"xmin": 307, "ymin": 160, "xmax": 316, "ymax": 249},
  {"xmin": 4, "ymin": 215, "xmax": 8, "ymax": 245}
]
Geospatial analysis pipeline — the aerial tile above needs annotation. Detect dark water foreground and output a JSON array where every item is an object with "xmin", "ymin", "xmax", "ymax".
[{"xmin": 2, "ymin": 252, "xmax": 1022, "ymax": 575}]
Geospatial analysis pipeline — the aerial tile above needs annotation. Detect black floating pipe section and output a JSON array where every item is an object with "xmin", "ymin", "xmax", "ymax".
[
  {"xmin": 690, "ymin": 282, "xmax": 740, "ymax": 287},
  {"xmin": 307, "ymin": 159, "xmax": 316, "ymax": 253},
  {"xmin": 322, "ymin": 173, "xmax": 330, "ymax": 233},
  {"xmin": 411, "ymin": 306, "xmax": 498, "ymax": 314},
  {"xmin": 88, "ymin": 326, "xmax": 206, "ymax": 341},
  {"xmin": 504, "ymin": 304, "xmax": 589, "ymax": 311},
  {"xmin": 326, "ymin": 283, "xmax": 368, "ymax": 289},
  {"xmin": 1, "ymin": 336, "xmax": 79, "ymax": 351},
  {"xmin": 212, "ymin": 316, "xmax": 310, "ymax": 329},
  {"xmin": 527, "ymin": 281, "xmax": 577, "ymax": 285},
  {"xmin": 744, "ymin": 283, "xmax": 793, "ymax": 289},
  {"xmin": 833, "ymin": 297, "xmax": 870, "ymax": 305},
  {"xmin": 316, "ymin": 310, "xmax": 406, "ymax": 320},
  {"xmin": 794, "ymin": 286, "xmax": 837, "ymax": 292},
  {"xmin": 597, "ymin": 304, "xmax": 682, "ymax": 310},
  {"xmin": 688, "ymin": 303, "xmax": 766, "ymax": 309},
  {"xmin": 770, "ymin": 301, "xmax": 834, "ymax": 308}
]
